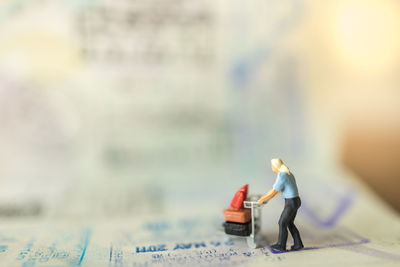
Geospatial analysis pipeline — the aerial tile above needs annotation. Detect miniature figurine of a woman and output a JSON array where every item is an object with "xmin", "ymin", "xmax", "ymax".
[{"xmin": 258, "ymin": 158, "xmax": 304, "ymax": 251}]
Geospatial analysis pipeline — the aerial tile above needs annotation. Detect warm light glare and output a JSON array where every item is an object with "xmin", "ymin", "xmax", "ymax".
[{"xmin": 330, "ymin": 0, "xmax": 400, "ymax": 75}]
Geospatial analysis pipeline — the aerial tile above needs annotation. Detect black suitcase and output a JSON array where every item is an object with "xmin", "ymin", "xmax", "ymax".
[{"xmin": 223, "ymin": 221, "xmax": 252, "ymax": 236}]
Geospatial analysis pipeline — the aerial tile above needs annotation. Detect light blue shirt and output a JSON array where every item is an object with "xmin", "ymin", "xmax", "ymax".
[{"xmin": 273, "ymin": 172, "xmax": 299, "ymax": 199}]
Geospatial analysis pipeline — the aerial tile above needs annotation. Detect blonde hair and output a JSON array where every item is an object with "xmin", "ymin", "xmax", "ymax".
[{"xmin": 271, "ymin": 158, "xmax": 291, "ymax": 174}]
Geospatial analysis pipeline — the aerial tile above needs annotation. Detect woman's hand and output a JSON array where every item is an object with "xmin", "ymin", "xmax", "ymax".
[{"xmin": 258, "ymin": 197, "xmax": 266, "ymax": 204}]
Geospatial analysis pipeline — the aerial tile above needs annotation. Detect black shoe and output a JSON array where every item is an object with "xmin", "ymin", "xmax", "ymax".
[
  {"xmin": 271, "ymin": 244, "xmax": 286, "ymax": 251},
  {"xmin": 291, "ymin": 244, "xmax": 304, "ymax": 250}
]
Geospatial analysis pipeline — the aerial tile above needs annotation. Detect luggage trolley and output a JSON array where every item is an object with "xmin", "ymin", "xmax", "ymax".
[
  {"xmin": 243, "ymin": 195, "xmax": 267, "ymax": 248},
  {"xmin": 223, "ymin": 195, "xmax": 267, "ymax": 248}
]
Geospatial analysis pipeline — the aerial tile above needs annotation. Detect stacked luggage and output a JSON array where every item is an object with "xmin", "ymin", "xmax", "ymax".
[{"xmin": 223, "ymin": 184, "xmax": 252, "ymax": 236}]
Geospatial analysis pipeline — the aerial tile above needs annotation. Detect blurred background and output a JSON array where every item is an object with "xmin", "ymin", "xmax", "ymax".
[{"xmin": 0, "ymin": 0, "xmax": 399, "ymax": 219}]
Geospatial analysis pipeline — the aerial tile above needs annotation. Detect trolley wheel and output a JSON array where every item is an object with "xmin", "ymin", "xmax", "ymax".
[{"xmin": 247, "ymin": 236, "xmax": 257, "ymax": 249}]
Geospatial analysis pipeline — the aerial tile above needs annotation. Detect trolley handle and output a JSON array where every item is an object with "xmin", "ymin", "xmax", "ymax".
[
  {"xmin": 243, "ymin": 201, "xmax": 267, "ymax": 208},
  {"xmin": 243, "ymin": 195, "xmax": 268, "ymax": 208}
]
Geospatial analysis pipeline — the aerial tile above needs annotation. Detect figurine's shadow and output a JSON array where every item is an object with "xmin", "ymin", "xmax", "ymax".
[{"xmin": 257, "ymin": 232, "xmax": 369, "ymax": 254}]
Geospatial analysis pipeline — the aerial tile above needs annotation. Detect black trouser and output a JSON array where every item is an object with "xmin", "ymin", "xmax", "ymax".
[{"xmin": 277, "ymin": 197, "xmax": 303, "ymax": 248}]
